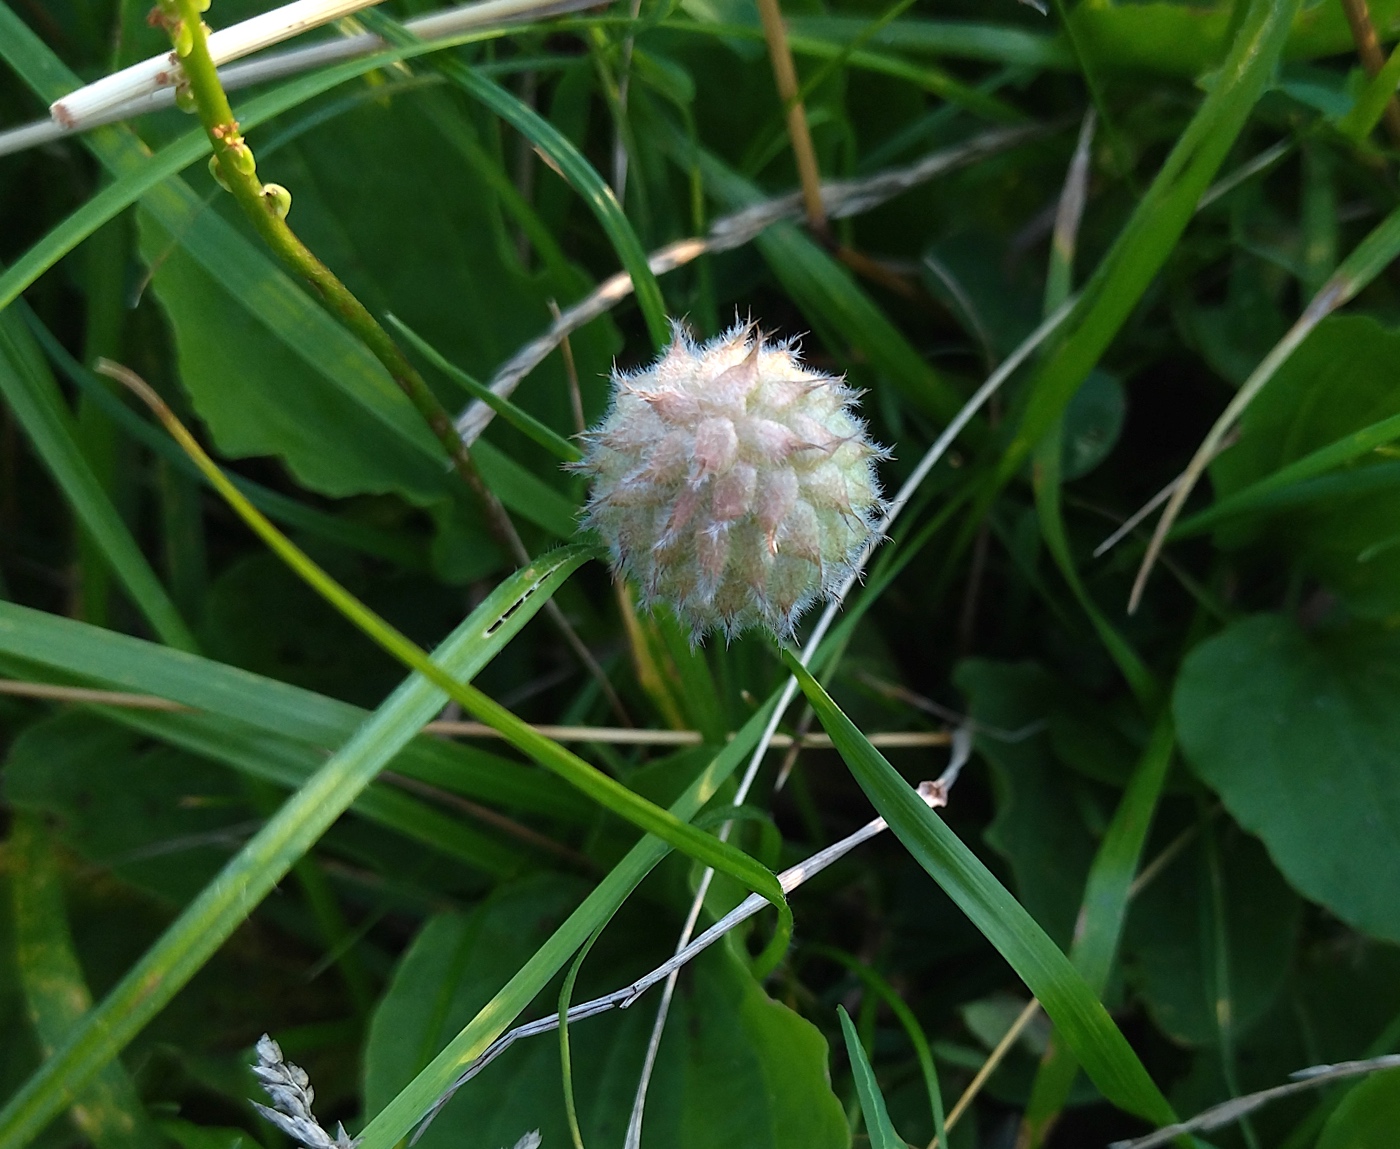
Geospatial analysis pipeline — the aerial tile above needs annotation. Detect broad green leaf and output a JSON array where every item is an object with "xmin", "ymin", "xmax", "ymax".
[
  {"xmin": 1316, "ymin": 1069, "xmax": 1400, "ymax": 1149},
  {"xmin": 354, "ymin": 697, "xmax": 780, "ymax": 1149},
  {"xmin": 1122, "ymin": 821, "xmax": 1300, "ymax": 1046},
  {"xmin": 0, "ymin": 551, "xmax": 589, "ymax": 1149},
  {"xmin": 0, "ymin": 309, "xmax": 193, "ymax": 651},
  {"xmin": 9, "ymin": 814, "xmax": 160, "ymax": 1149},
  {"xmin": 838, "ymin": 1005, "xmax": 904, "ymax": 1149},
  {"xmin": 1204, "ymin": 315, "xmax": 1400, "ymax": 616},
  {"xmin": 1174, "ymin": 613, "xmax": 1400, "ymax": 945},
  {"xmin": 785, "ymin": 653, "xmax": 1177, "ymax": 1128},
  {"xmin": 366, "ymin": 879, "xmax": 847, "ymax": 1149}
]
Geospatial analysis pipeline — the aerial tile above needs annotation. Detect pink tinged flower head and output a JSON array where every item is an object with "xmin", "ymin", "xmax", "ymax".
[{"xmin": 574, "ymin": 322, "xmax": 888, "ymax": 642}]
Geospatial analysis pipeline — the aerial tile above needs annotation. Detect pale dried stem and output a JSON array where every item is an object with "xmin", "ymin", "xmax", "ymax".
[
  {"xmin": 1339, "ymin": 0, "xmax": 1400, "ymax": 144},
  {"xmin": 755, "ymin": 0, "xmax": 827, "ymax": 234},
  {"xmin": 0, "ymin": 679, "xmax": 946, "ymax": 748},
  {"xmin": 928, "ymin": 997, "xmax": 1044, "ymax": 1149}
]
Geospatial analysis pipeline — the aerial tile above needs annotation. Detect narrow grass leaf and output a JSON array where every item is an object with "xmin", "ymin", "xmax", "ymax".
[
  {"xmin": 0, "ymin": 551, "xmax": 589, "ymax": 1149},
  {"xmin": 1020, "ymin": 716, "xmax": 1176, "ymax": 1147},
  {"xmin": 388, "ymin": 315, "xmax": 581, "ymax": 463},
  {"xmin": 0, "ymin": 311, "xmax": 194, "ymax": 651},
  {"xmin": 9, "ymin": 814, "xmax": 161, "ymax": 1149},
  {"xmin": 838, "ymin": 1005, "xmax": 904, "ymax": 1149},
  {"xmin": 785, "ymin": 653, "xmax": 1177, "ymax": 1128}
]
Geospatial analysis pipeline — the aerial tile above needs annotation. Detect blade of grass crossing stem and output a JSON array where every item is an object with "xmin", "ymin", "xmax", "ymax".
[
  {"xmin": 994, "ymin": 0, "xmax": 1302, "ymax": 491},
  {"xmin": 95, "ymin": 707, "xmax": 530, "ymax": 875},
  {"xmin": 119, "ymin": 368, "xmax": 792, "ymax": 953},
  {"xmin": 0, "ymin": 549, "xmax": 589, "ymax": 1149},
  {"xmin": 353, "ymin": 697, "xmax": 780, "ymax": 1149},
  {"xmin": 8, "ymin": 814, "xmax": 161, "ymax": 1149},
  {"xmin": 359, "ymin": 7, "xmax": 670, "ymax": 350},
  {"xmin": 0, "ymin": 311, "xmax": 195, "ymax": 651},
  {"xmin": 386, "ymin": 315, "xmax": 581, "ymax": 462},
  {"xmin": 0, "ymin": 600, "xmax": 587, "ymax": 821},
  {"xmin": 815, "ymin": 946, "xmax": 945, "ymax": 1147},
  {"xmin": 26, "ymin": 312, "xmax": 429, "ymax": 568},
  {"xmin": 784, "ymin": 653, "xmax": 1178, "ymax": 1128},
  {"xmin": 1019, "ymin": 716, "xmax": 1175, "ymax": 1148},
  {"xmin": 838, "ymin": 1005, "xmax": 905, "ymax": 1149}
]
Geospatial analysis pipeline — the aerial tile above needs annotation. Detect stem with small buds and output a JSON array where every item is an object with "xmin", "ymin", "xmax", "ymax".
[{"xmin": 156, "ymin": 0, "xmax": 630, "ymax": 721}]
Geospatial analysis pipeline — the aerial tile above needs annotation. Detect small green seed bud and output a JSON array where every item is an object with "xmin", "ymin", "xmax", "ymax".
[
  {"xmin": 196, "ymin": 0, "xmax": 211, "ymax": 10},
  {"xmin": 261, "ymin": 183, "xmax": 292, "ymax": 220},
  {"xmin": 207, "ymin": 155, "xmax": 231, "ymax": 192},
  {"xmin": 171, "ymin": 17, "xmax": 193, "ymax": 56},
  {"xmin": 174, "ymin": 82, "xmax": 197, "ymax": 113},
  {"xmin": 227, "ymin": 141, "xmax": 257, "ymax": 177}
]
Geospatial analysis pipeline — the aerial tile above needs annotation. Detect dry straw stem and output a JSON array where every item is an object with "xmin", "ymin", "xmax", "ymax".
[
  {"xmin": 1338, "ymin": 0, "xmax": 1400, "ymax": 144},
  {"xmin": 454, "ymin": 122, "xmax": 1048, "ymax": 445},
  {"xmin": 1129, "ymin": 203, "xmax": 1400, "ymax": 611},
  {"xmin": 0, "ymin": 0, "xmax": 606, "ymax": 157},
  {"xmin": 0, "ymin": 677, "xmax": 947, "ymax": 748},
  {"xmin": 755, "ymin": 0, "xmax": 827, "ymax": 234},
  {"xmin": 1110, "ymin": 1055, "xmax": 1400, "ymax": 1149}
]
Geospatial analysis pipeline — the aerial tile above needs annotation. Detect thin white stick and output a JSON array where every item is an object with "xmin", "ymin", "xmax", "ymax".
[
  {"xmin": 32, "ymin": 0, "xmax": 605, "ymax": 144},
  {"xmin": 52, "ymin": 0, "xmax": 390, "ymax": 128}
]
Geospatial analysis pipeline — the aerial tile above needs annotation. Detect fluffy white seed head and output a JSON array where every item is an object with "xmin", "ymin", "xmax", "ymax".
[{"xmin": 574, "ymin": 321, "xmax": 888, "ymax": 642}]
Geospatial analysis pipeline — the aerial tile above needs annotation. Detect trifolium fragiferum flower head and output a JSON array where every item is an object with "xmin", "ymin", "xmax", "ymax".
[{"xmin": 574, "ymin": 321, "xmax": 888, "ymax": 643}]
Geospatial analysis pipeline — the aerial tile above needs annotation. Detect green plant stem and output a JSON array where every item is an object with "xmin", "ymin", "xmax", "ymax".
[
  {"xmin": 162, "ymin": 0, "xmax": 516, "ymax": 557},
  {"xmin": 161, "ymin": 0, "xmax": 630, "ymax": 723}
]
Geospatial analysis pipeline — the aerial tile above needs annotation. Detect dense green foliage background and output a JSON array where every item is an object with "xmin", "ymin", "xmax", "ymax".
[{"xmin": 2, "ymin": 0, "xmax": 1400, "ymax": 1146}]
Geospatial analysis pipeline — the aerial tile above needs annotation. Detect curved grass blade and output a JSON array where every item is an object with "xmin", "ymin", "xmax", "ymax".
[
  {"xmin": 0, "ymin": 548, "xmax": 590, "ymax": 1149},
  {"xmin": 9, "ymin": 814, "xmax": 161, "ymax": 1149},
  {"xmin": 784, "ymin": 652, "xmax": 1178, "ymax": 1129},
  {"xmin": 0, "ymin": 310, "xmax": 194, "ymax": 651},
  {"xmin": 993, "ymin": 0, "xmax": 1302, "ymax": 491},
  {"xmin": 838, "ymin": 1005, "xmax": 904, "ymax": 1149}
]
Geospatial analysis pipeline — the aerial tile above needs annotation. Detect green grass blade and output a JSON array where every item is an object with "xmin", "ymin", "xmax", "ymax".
[
  {"xmin": 360, "ymin": 7, "xmax": 670, "ymax": 350},
  {"xmin": 0, "ymin": 551, "xmax": 589, "ymax": 1149},
  {"xmin": 994, "ymin": 0, "xmax": 1302, "ymax": 490},
  {"xmin": 387, "ymin": 315, "xmax": 581, "ymax": 463},
  {"xmin": 838, "ymin": 1005, "xmax": 904, "ymax": 1149},
  {"xmin": 354, "ymin": 696, "xmax": 779, "ymax": 1149},
  {"xmin": 784, "ymin": 652, "xmax": 1177, "ymax": 1128},
  {"xmin": 0, "ymin": 310, "xmax": 195, "ymax": 651},
  {"xmin": 1019, "ymin": 716, "xmax": 1176, "ymax": 1147},
  {"xmin": 0, "ymin": 600, "xmax": 588, "ymax": 821},
  {"xmin": 8, "ymin": 814, "xmax": 161, "ymax": 1149}
]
